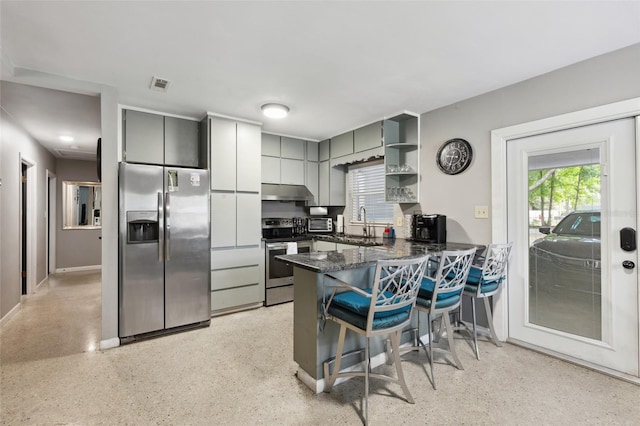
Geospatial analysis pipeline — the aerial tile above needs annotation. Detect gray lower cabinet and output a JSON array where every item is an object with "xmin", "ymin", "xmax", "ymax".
[
  {"xmin": 210, "ymin": 247, "xmax": 264, "ymax": 313},
  {"xmin": 123, "ymin": 109, "xmax": 202, "ymax": 167}
]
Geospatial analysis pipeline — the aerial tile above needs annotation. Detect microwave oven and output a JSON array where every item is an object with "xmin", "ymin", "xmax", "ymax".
[{"xmin": 308, "ymin": 217, "xmax": 333, "ymax": 233}]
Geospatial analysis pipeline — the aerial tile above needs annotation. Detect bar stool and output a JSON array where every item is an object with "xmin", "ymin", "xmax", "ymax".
[
  {"xmin": 401, "ymin": 248, "xmax": 476, "ymax": 390},
  {"xmin": 322, "ymin": 255, "xmax": 429, "ymax": 425},
  {"xmin": 460, "ymin": 243, "xmax": 512, "ymax": 359}
]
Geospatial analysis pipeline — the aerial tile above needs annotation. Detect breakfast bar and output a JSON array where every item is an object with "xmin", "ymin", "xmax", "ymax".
[{"xmin": 276, "ymin": 240, "xmax": 480, "ymax": 392}]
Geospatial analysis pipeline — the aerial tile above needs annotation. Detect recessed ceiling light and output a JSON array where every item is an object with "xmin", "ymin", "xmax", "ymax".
[
  {"xmin": 261, "ymin": 103, "xmax": 289, "ymax": 119},
  {"xmin": 60, "ymin": 135, "xmax": 74, "ymax": 142}
]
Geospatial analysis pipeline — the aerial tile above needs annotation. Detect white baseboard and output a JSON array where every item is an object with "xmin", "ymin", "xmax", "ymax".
[
  {"xmin": 55, "ymin": 265, "xmax": 102, "ymax": 273},
  {"xmin": 99, "ymin": 337, "xmax": 120, "ymax": 350},
  {"xmin": 36, "ymin": 276, "xmax": 47, "ymax": 290},
  {"xmin": 0, "ymin": 303, "xmax": 21, "ymax": 328}
]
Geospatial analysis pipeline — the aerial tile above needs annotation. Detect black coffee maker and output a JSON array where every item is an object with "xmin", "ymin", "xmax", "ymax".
[{"xmin": 412, "ymin": 214, "xmax": 446, "ymax": 244}]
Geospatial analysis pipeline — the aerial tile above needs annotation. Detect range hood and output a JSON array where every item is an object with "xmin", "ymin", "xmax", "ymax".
[{"xmin": 261, "ymin": 183, "xmax": 314, "ymax": 202}]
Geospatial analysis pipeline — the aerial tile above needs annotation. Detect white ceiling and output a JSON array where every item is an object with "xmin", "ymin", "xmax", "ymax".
[{"xmin": 2, "ymin": 1, "xmax": 639, "ymax": 160}]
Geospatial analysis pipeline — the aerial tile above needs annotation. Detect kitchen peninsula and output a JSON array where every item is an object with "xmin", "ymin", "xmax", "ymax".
[{"xmin": 276, "ymin": 240, "xmax": 480, "ymax": 392}]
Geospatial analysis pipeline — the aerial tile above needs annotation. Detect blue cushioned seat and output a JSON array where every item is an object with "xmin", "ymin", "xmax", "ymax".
[
  {"xmin": 415, "ymin": 293, "xmax": 460, "ymax": 310},
  {"xmin": 331, "ymin": 289, "xmax": 410, "ymax": 318},
  {"xmin": 464, "ymin": 280, "xmax": 500, "ymax": 295},
  {"xmin": 327, "ymin": 304, "xmax": 411, "ymax": 331}
]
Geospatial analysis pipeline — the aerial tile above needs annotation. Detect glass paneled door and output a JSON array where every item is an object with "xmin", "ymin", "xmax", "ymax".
[{"xmin": 507, "ymin": 118, "xmax": 638, "ymax": 376}]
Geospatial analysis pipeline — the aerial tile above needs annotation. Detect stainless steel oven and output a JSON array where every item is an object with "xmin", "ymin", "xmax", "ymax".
[{"xmin": 265, "ymin": 240, "xmax": 312, "ymax": 306}]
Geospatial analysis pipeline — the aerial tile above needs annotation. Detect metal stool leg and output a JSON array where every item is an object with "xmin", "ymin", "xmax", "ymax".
[
  {"xmin": 389, "ymin": 330, "xmax": 414, "ymax": 404},
  {"xmin": 471, "ymin": 298, "xmax": 480, "ymax": 360},
  {"xmin": 443, "ymin": 313, "xmax": 463, "ymax": 370},
  {"xmin": 484, "ymin": 297, "xmax": 503, "ymax": 348},
  {"xmin": 325, "ymin": 325, "xmax": 347, "ymax": 392}
]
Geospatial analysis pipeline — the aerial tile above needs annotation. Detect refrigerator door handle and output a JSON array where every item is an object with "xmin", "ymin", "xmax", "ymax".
[
  {"xmin": 165, "ymin": 192, "xmax": 171, "ymax": 261},
  {"xmin": 158, "ymin": 192, "xmax": 164, "ymax": 262}
]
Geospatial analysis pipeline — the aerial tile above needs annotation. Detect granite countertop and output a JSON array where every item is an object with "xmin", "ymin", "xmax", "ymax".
[{"xmin": 276, "ymin": 240, "xmax": 481, "ymax": 273}]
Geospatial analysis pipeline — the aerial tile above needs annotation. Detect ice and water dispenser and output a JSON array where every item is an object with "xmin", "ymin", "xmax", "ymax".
[{"xmin": 126, "ymin": 211, "xmax": 159, "ymax": 243}]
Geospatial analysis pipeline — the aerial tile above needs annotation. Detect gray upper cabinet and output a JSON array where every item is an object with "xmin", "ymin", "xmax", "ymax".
[
  {"xmin": 281, "ymin": 137, "xmax": 305, "ymax": 160},
  {"xmin": 354, "ymin": 121, "xmax": 382, "ymax": 153},
  {"xmin": 280, "ymin": 158, "xmax": 305, "ymax": 185},
  {"xmin": 262, "ymin": 133, "xmax": 280, "ymax": 157},
  {"xmin": 165, "ymin": 116, "xmax": 200, "ymax": 167},
  {"xmin": 319, "ymin": 139, "xmax": 330, "ymax": 161},
  {"xmin": 261, "ymin": 156, "xmax": 280, "ymax": 184},
  {"xmin": 330, "ymin": 131, "xmax": 354, "ymax": 158},
  {"xmin": 210, "ymin": 117, "xmax": 237, "ymax": 191},
  {"xmin": 236, "ymin": 122, "xmax": 261, "ymax": 192},
  {"xmin": 124, "ymin": 109, "xmax": 203, "ymax": 168},
  {"xmin": 123, "ymin": 109, "xmax": 164, "ymax": 165},
  {"xmin": 307, "ymin": 141, "xmax": 319, "ymax": 162},
  {"xmin": 306, "ymin": 160, "xmax": 318, "ymax": 206}
]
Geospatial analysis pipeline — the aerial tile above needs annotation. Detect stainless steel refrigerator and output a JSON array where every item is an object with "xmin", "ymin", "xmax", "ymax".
[{"xmin": 118, "ymin": 162, "xmax": 210, "ymax": 340}]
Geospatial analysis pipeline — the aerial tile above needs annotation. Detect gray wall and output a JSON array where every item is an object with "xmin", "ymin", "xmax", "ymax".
[
  {"xmin": 418, "ymin": 43, "xmax": 640, "ymax": 245},
  {"xmin": 55, "ymin": 159, "xmax": 101, "ymax": 270},
  {"xmin": 0, "ymin": 107, "xmax": 57, "ymax": 320}
]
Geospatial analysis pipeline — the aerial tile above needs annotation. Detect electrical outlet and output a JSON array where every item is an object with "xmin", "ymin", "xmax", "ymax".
[
  {"xmin": 475, "ymin": 205, "xmax": 489, "ymax": 219},
  {"xmin": 396, "ymin": 216, "xmax": 404, "ymax": 227}
]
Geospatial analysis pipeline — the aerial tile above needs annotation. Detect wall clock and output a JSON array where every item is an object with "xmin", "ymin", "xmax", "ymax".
[{"xmin": 436, "ymin": 138, "xmax": 473, "ymax": 175}]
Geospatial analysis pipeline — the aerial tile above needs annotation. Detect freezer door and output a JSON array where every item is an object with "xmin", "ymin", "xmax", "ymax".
[
  {"xmin": 164, "ymin": 168, "xmax": 211, "ymax": 328},
  {"xmin": 119, "ymin": 163, "xmax": 165, "ymax": 337}
]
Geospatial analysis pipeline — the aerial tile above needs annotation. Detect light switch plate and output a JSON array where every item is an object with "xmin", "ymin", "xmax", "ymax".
[
  {"xmin": 475, "ymin": 205, "xmax": 489, "ymax": 219},
  {"xmin": 396, "ymin": 216, "xmax": 404, "ymax": 227}
]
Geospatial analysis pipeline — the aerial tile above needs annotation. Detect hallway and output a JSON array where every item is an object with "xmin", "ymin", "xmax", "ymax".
[{"xmin": 1, "ymin": 271, "xmax": 640, "ymax": 425}]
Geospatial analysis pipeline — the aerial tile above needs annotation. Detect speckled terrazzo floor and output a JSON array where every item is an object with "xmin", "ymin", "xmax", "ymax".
[{"xmin": 1, "ymin": 271, "xmax": 639, "ymax": 425}]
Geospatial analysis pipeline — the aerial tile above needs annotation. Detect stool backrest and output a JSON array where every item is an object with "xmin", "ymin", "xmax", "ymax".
[
  {"xmin": 480, "ymin": 243, "xmax": 512, "ymax": 283},
  {"xmin": 367, "ymin": 256, "xmax": 429, "ymax": 322},
  {"xmin": 431, "ymin": 248, "xmax": 477, "ymax": 307}
]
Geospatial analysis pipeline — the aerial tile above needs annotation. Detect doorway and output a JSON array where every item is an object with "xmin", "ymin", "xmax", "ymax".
[
  {"xmin": 491, "ymin": 98, "xmax": 640, "ymax": 380},
  {"xmin": 46, "ymin": 170, "xmax": 57, "ymax": 275},
  {"xmin": 19, "ymin": 155, "xmax": 37, "ymax": 295},
  {"xmin": 507, "ymin": 119, "xmax": 638, "ymax": 376}
]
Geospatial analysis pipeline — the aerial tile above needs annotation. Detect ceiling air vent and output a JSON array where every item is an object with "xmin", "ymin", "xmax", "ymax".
[{"xmin": 150, "ymin": 76, "xmax": 171, "ymax": 92}]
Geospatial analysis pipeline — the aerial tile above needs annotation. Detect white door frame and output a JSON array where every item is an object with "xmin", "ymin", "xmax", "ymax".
[
  {"xmin": 19, "ymin": 153, "xmax": 38, "ymax": 295},
  {"xmin": 491, "ymin": 98, "xmax": 640, "ymax": 376},
  {"xmin": 46, "ymin": 169, "xmax": 57, "ymax": 276}
]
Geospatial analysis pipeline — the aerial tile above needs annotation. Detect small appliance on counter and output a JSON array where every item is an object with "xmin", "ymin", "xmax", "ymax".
[
  {"xmin": 307, "ymin": 217, "xmax": 333, "ymax": 233},
  {"xmin": 262, "ymin": 218, "xmax": 312, "ymax": 306},
  {"xmin": 412, "ymin": 214, "xmax": 446, "ymax": 244}
]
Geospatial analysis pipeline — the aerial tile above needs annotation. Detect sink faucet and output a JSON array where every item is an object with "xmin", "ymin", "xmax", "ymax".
[{"xmin": 359, "ymin": 206, "xmax": 368, "ymax": 238}]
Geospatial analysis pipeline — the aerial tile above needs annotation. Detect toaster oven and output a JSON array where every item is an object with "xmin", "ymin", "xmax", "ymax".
[{"xmin": 307, "ymin": 217, "xmax": 333, "ymax": 233}]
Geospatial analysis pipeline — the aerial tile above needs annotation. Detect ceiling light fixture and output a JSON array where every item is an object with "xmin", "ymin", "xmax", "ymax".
[
  {"xmin": 261, "ymin": 103, "xmax": 289, "ymax": 119},
  {"xmin": 60, "ymin": 135, "xmax": 74, "ymax": 142}
]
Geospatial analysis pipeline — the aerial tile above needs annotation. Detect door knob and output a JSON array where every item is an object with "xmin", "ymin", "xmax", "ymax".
[{"xmin": 622, "ymin": 260, "xmax": 635, "ymax": 270}]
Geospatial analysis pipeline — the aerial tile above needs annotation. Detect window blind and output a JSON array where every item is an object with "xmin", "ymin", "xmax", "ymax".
[{"xmin": 349, "ymin": 162, "xmax": 393, "ymax": 224}]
